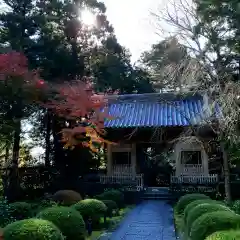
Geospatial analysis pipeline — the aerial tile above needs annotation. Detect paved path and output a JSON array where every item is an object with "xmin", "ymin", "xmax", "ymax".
[{"xmin": 109, "ymin": 200, "xmax": 176, "ymax": 240}]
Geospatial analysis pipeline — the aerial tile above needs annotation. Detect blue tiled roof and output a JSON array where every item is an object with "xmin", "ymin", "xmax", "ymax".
[{"xmin": 104, "ymin": 92, "xmax": 216, "ymax": 128}]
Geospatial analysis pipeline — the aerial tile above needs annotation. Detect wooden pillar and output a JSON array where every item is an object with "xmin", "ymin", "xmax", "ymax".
[
  {"xmin": 202, "ymin": 150, "xmax": 209, "ymax": 176},
  {"xmin": 131, "ymin": 143, "xmax": 136, "ymax": 176},
  {"xmin": 107, "ymin": 144, "xmax": 112, "ymax": 176},
  {"xmin": 175, "ymin": 144, "xmax": 181, "ymax": 176}
]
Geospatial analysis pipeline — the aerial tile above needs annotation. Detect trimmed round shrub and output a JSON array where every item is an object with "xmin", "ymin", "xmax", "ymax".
[
  {"xmin": 101, "ymin": 200, "xmax": 118, "ymax": 217},
  {"xmin": 3, "ymin": 218, "xmax": 64, "ymax": 240},
  {"xmin": 8, "ymin": 202, "xmax": 32, "ymax": 221},
  {"xmin": 73, "ymin": 199, "xmax": 107, "ymax": 226},
  {"xmin": 175, "ymin": 193, "xmax": 210, "ymax": 215},
  {"xmin": 31, "ymin": 200, "xmax": 57, "ymax": 215},
  {"xmin": 52, "ymin": 190, "xmax": 82, "ymax": 206},
  {"xmin": 184, "ymin": 199, "xmax": 224, "ymax": 224},
  {"xmin": 96, "ymin": 189, "xmax": 124, "ymax": 208},
  {"xmin": 187, "ymin": 203, "xmax": 230, "ymax": 234},
  {"xmin": 206, "ymin": 230, "xmax": 240, "ymax": 240},
  {"xmin": 232, "ymin": 200, "xmax": 240, "ymax": 214},
  {"xmin": 37, "ymin": 206, "xmax": 85, "ymax": 240},
  {"xmin": 190, "ymin": 211, "xmax": 240, "ymax": 240}
]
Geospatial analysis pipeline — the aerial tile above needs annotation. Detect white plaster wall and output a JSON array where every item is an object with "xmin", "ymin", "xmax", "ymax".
[{"xmin": 174, "ymin": 139, "xmax": 209, "ymax": 176}]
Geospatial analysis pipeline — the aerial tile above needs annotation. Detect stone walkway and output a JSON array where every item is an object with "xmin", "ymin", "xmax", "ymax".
[{"xmin": 108, "ymin": 200, "xmax": 176, "ymax": 240}]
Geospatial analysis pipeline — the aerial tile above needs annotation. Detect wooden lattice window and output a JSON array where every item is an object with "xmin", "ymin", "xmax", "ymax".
[
  {"xmin": 112, "ymin": 152, "xmax": 131, "ymax": 165},
  {"xmin": 180, "ymin": 151, "xmax": 202, "ymax": 165}
]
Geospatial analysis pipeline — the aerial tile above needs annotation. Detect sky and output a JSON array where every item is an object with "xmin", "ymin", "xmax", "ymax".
[{"xmin": 102, "ymin": 0, "xmax": 165, "ymax": 63}]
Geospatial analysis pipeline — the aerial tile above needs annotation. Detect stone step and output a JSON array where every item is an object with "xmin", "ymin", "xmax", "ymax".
[
  {"xmin": 144, "ymin": 187, "xmax": 170, "ymax": 194},
  {"xmin": 142, "ymin": 194, "xmax": 173, "ymax": 200},
  {"xmin": 142, "ymin": 187, "xmax": 172, "ymax": 200},
  {"xmin": 141, "ymin": 196, "xmax": 172, "ymax": 200}
]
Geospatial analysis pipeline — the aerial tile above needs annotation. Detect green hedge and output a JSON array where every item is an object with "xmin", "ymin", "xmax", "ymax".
[
  {"xmin": 0, "ymin": 199, "xmax": 14, "ymax": 227},
  {"xmin": 30, "ymin": 200, "xmax": 57, "ymax": 215},
  {"xmin": 186, "ymin": 203, "xmax": 230, "ymax": 234},
  {"xmin": 3, "ymin": 218, "xmax": 64, "ymax": 240},
  {"xmin": 206, "ymin": 230, "xmax": 240, "ymax": 240},
  {"xmin": 72, "ymin": 199, "xmax": 107, "ymax": 227},
  {"xmin": 175, "ymin": 193, "xmax": 210, "ymax": 215},
  {"xmin": 232, "ymin": 200, "xmax": 240, "ymax": 214},
  {"xmin": 190, "ymin": 211, "xmax": 240, "ymax": 240},
  {"xmin": 183, "ymin": 199, "xmax": 222, "ymax": 224},
  {"xmin": 8, "ymin": 202, "xmax": 33, "ymax": 221},
  {"xmin": 37, "ymin": 206, "xmax": 85, "ymax": 240},
  {"xmin": 96, "ymin": 190, "xmax": 124, "ymax": 208}
]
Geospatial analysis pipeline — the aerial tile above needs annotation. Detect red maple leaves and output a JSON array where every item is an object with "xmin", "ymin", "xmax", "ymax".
[
  {"xmin": 47, "ymin": 80, "xmax": 116, "ymax": 152},
  {"xmin": 0, "ymin": 51, "xmax": 117, "ymax": 152},
  {"xmin": 0, "ymin": 51, "xmax": 45, "ymax": 90}
]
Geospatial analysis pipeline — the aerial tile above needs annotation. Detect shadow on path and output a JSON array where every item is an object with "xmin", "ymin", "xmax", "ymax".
[{"xmin": 107, "ymin": 200, "xmax": 176, "ymax": 240}]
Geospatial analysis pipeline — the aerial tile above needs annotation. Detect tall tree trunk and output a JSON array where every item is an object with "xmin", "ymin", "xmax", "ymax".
[
  {"xmin": 5, "ymin": 143, "xmax": 10, "ymax": 164},
  {"xmin": 220, "ymin": 141, "xmax": 231, "ymax": 203},
  {"xmin": 6, "ymin": 120, "xmax": 21, "ymax": 202},
  {"xmin": 12, "ymin": 120, "xmax": 21, "ymax": 166},
  {"xmin": 45, "ymin": 110, "xmax": 52, "ymax": 167}
]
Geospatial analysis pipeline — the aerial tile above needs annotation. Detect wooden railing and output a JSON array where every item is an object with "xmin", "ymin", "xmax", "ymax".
[
  {"xmin": 171, "ymin": 174, "xmax": 218, "ymax": 184},
  {"xmin": 112, "ymin": 165, "xmax": 134, "ymax": 175},
  {"xmin": 99, "ymin": 174, "xmax": 144, "ymax": 190}
]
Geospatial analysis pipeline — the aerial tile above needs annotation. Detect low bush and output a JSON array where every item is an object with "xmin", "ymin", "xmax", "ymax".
[
  {"xmin": 8, "ymin": 202, "xmax": 32, "ymax": 221},
  {"xmin": 3, "ymin": 218, "xmax": 64, "ymax": 240},
  {"xmin": 96, "ymin": 189, "xmax": 124, "ymax": 208},
  {"xmin": 37, "ymin": 206, "xmax": 85, "ymax": 240},
  {"xmin": 52, "ymin": 190, "xmax": 82, "ymax": 206},
  {"xmin": 101, "ymin": 200, "xmax": 118, "ymax": 217},
  {"xmin": 183, "ymin": 199, "xmax": 224, "ymax": 224},
  {"xmin": 187, "ymin": 203, "xmax": 230, "ymax": 235},
  {"xmin": 0, "ymin": 199, "xmax": 14, "ymax": 227},
  {"xmin": 190, "ymin": 211, "xmax": 240, "ymax": 240},
  {"xmin": 206, "ymin": 230, "xmax": 240, "ymax": 240},
  {"xmin": 72, "ymin": 199, "xmax": 107, "ymax": 227},
  {"xmin": 232, "ymin": 200, "xmax": 240, "ymax": 214},
  {"xmin": 175, "ymin": 193, "xmax": 210, "ymax": 215},
  {"xmin": 30, "ymin": 200, "xmax": 57, "ymax": 215}
]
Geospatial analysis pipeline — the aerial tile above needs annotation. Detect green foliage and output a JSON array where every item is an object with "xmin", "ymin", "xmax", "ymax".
[
  {"xmin": 37, "ymin": 206, "xmax": 85, "ymax": 240},
  {"xmin": 8, "ymin": 202, "xmax": 32, "ymax": 221},
  {"xmin": 175, "ymin": 193, "xmax": 210, "ymax": 215},
  {"xmin": 3, "ymin": 218, "xmax": 64, "ymax": 240},
  {"xmin": 52, "ymin": 190, "xmax": 82, "ymax": 206},
  {"xmin": 183, "ymin": 199, "xmax": 224, "ymax": 224},
  {"xmin": 92, "ymin": 36, "xmax": 153, "ymax": 94},
  {"xmin": 0, "ymin": 199, "xmax": 16, "ymax": 227},
  {"xmin": 232, "ymin": 200, "xmax": 240, "ymax": 214},
  {"xmin": 186, "ymin": 203, "xmax": 230, "ymax": 235},
  {"xmin": 96, "ymin": 189, "xmax": 124, "ymax": 208},
  {"xmin": 101, "ymin": 200, "xmax": 118, "ymax": 217},
  {"xmin": 72, "ymin": 199, "xmax": 107, "ymax": 225},
  {"xmin": 31, "ymin": 200, "xmax": 57, "ymax": 215},
  {"xmin": 139, "ymin": 36, "xmax": 200, "ymax": 90},
  {"xmin": 206, "ymin": 230, "xmax": 240, "ymax": 240},
  {"xmin": 190, "ymin": 211, "xmax": 240, "ymax": 240}
]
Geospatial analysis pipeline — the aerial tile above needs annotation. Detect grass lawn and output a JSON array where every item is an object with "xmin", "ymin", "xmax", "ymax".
[{"xmin": 87, "ymin": 205, "xmax": 135, "ymax": 240}]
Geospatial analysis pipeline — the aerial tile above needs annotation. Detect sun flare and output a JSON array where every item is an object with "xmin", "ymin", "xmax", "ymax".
[{"xmin": 80, "ymin": 9, "xmax": 96, "ymax": 26}]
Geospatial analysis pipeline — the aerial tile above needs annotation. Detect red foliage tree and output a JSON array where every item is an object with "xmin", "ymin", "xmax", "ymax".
[
  {"xmin": 0, "ymin": 52, "xmax": 116, "ymax": 154},
  {"xmin": 47, "ymin": 80, "xmax": 117, "ymax": 152},
  {"xmin": 0, "ymin": 51, "xmax": 46, "ymax": 202},
  {"xmin": 0, "ymin": 51, "xmax": 46, "ymax": 99}
]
